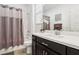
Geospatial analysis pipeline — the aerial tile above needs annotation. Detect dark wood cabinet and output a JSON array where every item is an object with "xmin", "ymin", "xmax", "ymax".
[{"xmin": 32, "ymin": 35, "xmax": 79, "ymax": 55}]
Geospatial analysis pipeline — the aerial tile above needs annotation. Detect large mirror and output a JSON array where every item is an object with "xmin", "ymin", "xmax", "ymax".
[
  {"xmin": 34, "ymin": 4, "xmax": 79, "ymax": 32},
  {"xmin": 43, "ymin": 4, "xmax": 79, "ymax": 32}
]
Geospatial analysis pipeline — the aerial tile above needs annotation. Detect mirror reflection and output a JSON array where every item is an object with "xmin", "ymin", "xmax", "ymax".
[{"xmin": 34, "ymin": 4, "xmax": 79, "ymax": 32}]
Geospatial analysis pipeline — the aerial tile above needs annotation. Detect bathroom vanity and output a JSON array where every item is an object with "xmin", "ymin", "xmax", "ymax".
[{"xmin": 32, "ymin": 33, "xmax": 79, "ymax": 55}]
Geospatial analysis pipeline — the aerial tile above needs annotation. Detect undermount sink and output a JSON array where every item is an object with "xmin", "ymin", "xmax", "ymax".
[{"xmin": 56, "ymin": 35, "xmax": 64, "ymax": 38}]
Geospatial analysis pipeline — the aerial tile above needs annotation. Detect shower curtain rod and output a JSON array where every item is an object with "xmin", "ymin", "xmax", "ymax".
[{"xmin": 0, "ymin": 4, "xmax": 22, "ymax": 10}]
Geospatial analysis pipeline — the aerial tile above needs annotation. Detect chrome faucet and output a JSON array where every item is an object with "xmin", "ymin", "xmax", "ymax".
[{"xmin": 40, "ymin": 29, "xmax": 45, "ymax": 33}]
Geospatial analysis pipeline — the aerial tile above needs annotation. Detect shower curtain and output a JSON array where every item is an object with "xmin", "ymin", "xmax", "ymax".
[{"xmin": 0, "ymin": 5, "xmax": 24, "ymax": 50}]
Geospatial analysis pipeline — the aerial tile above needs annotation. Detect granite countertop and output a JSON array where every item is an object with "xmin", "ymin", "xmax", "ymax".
[{"xmin": 33, "ymin": 32, "xmax": 79, "ymax": 50}]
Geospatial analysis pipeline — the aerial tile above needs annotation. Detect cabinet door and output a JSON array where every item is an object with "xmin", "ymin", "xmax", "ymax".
[
  {"xmin": 43, "ymin": 47, "xmax": 58, "ymax": 55},
  {"xmin": 36, "ymin": 42, "xmax": 58, "ymax": 55},
  {"xmin": 36, "ymin": 43, "xmax": 49, "ymax": 55},
  {"xmin": 36, "ymin": 43, "xmax": 44, "ymax": 55},
  {"xmin": 67, "ymin": 47, "xmax": 79, "ymax": 55}
]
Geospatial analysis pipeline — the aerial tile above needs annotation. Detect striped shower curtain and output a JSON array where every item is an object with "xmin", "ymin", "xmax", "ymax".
[{"xmin": 0, "ymin": 5, "xmax": 24, "ymax": 50}]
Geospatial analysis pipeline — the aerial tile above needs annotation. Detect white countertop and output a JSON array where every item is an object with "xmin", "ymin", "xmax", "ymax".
[{"xmin": 33, "ymin": 32, "xmax": 79, "ymax": 50}]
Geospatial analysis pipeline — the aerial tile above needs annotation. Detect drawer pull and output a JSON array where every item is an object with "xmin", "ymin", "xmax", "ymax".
[{"xmin": 42, "ymin": 42, "xmax": 48, "ymax": 46}]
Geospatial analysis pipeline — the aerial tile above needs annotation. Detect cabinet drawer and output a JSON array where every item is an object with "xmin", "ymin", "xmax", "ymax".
[
  {"xmin": 47, "ymin": 40, "xmax": 66, "ymax": 55},
  {"xmin": 46, "ymin": 48, "xmax": 58, "ymax": 55},
  {"xmin": 67, "ymin": 47, "xmax": 79, "ymax": 55},
  {"xmin": 37, "ymin": 37, "xmax": 46, "ymax": 43},
  {"xmin": 37, "ymin": 37, "xmax": 66, "ymax": 55}
]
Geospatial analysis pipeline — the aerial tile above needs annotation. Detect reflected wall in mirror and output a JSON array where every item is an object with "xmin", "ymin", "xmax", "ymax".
[
  {"xmin": 42, "ymin": 15, "xmax": 50, "ymax": 31},
  {"xmin": 55, "ymin": 14, "xmax": 61, "ymax": 21}
]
